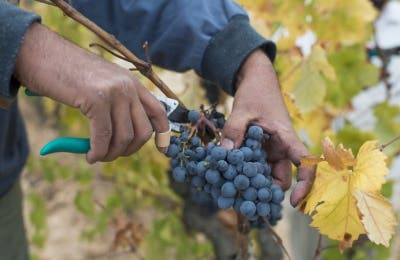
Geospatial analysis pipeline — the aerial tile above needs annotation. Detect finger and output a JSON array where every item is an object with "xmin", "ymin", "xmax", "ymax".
[
  {"xmin": 221, "ymin": 112, "xmax": 249, "ymax": 150},
  {"xmin": 285, "ymin": 140, "xmax": 316, "ymax": 207},
  {"xmin": 290, "ymin": 165, "xmax": 316, "ymax": 207},
  {"xmin": 102, "ymin": 101, "xmax": 134, "ymax": 161},
  {"xmin": 287, "ymin": 139, "xmax": 311, "ymax": 167},
  {"xmin": 271, "ymin": 159, "xmax": 292, "ymax": 191},
  {"xmin": 136, "ymin": 86, "xmax": 170, "ymax": 153},
  {"xmin": 123, "ymin": 100, "xmax": 153, "ymax": 155},
  {"xmin": 85, "ymin": 103, "xmax": 112, "ymax": 164}
]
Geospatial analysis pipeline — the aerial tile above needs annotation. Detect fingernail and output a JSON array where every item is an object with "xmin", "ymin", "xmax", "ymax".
[
  {"xmin": 157, "ymin": 146, "xmax": 168, "ymax": 154},
  {"xmin": 221, "ymin": 138, "xmax": 234, "ymax": 150},
  {"xmin": 86, "ymin": 154, "xmax": 95, "ymax": 164}
]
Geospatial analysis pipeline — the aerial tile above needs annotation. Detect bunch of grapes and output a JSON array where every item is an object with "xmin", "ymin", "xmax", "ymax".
[{"xmin": 166, "ymin": 108, "xmax": 284, "ymax": 227}]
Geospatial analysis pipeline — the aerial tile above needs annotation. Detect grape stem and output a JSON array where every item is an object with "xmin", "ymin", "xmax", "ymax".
[
  {"xmin": 192, "ymin": 105, "xmax": 222, "ymax": 142},
  {"xmin": 193, "ymin": 113, "xmax": 220, "ymax": 139},
  {"xmin": 263, "ymin": 218, "xmax": 292, "ymax": 260},
  {"xmin": 236, "ymin": 212, "xmax": 251, "ymax": 260},
  {"xmin": 36, "ymin": 0, "xmax": 186, "ymax": 108}
]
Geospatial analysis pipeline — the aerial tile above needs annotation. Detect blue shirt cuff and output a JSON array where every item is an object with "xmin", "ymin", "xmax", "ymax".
[
  {"xmin": 0, "ymin": 2, "xmax": 41, "ymax": 99},
  {"xmin": 201, "ymin": 15, "xmax": 276, "ymax": 96}
]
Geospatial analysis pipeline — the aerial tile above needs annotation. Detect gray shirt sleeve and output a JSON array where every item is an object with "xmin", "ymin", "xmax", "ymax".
[{"xmin": 0, "ymin": 1, "xmax": 41, "ymax": 99}]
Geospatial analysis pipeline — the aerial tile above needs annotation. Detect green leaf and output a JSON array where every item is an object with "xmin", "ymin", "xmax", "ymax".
[
  {"xmin": 292, "ymin": 46, "xmax": 335, "ymax": 113},
  {"xmin": 381, "ymin": 180, "xmax": 394, "ymax": 199},
  {"xmin": 143, "ymin": 214, "xmax": 213, "ymax": 260},
  {"xmin": 74, "ymin": 189, "xmax": 96, "ymax": 217},
  {"xmin": 105, "ymin": 192, "xmax": 123, "ymax": 210},
  {"xmin": 326, "ymin": 45, "xmax": 379, "ymax": 107},
  {"xmin": 74, "ymin": 166, "xmax": 93, "ymax": 185},
  {"xmin": 374, "ymin": 103, "xmax": 400, "ymax": 156},
  {"xmin": 313, "ymin": 0, "xmax": 377, "ymax": 45},
  {"xmin": 29, "ymin": 192, "xmax": 47, "ymax": 248},
  {"xmin": 335, "ymin": 124, "xmax": 376, "ymax": 154},
  {"xmin": 81, "ymin": 211, "xmax": 110, "ymax": 241}
]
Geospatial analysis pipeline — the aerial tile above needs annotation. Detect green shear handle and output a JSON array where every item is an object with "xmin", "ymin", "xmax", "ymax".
[
  {"xmin": 26, "ymin": 89, "xmax": 91, "ymax": 155},
  {"xmin": 40, "ymin": 137, "xmax": 90, "ymax": 155}
]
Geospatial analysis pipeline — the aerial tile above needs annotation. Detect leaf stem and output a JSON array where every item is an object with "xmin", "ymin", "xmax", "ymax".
[{"xmin": 380, "ymin": 134, "xmax": 400, "ymax": 151}]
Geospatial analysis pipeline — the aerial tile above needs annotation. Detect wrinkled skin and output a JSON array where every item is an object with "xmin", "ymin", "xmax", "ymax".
[
  {"xmin": 14, "ymin": 23, "xmax": 170, "ymax": 163},
  {"xmin": 221, "ymin": 49, "xmax": 315, "ymax": 207}
]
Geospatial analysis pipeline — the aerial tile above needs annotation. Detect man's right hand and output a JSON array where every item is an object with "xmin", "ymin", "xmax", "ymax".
[{"xmin": 14, "ymin": 23, "xmax": 170, "ymax": 163}]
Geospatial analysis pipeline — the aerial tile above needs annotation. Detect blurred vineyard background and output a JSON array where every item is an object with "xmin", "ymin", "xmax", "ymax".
[{"xmin": 18, "ymin": 0, "xmax": 400, "ymax": 259}]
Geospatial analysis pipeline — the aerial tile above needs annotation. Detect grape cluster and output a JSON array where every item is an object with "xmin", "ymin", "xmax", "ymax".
[{"xmin": 166, "ymin": 110, "xmax": 284, "ymax": 227}]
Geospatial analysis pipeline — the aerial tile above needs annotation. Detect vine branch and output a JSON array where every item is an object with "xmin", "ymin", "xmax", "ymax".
[
  {"xmin": 264, "ymin": 220, "xmax": 292, "ymax": 260},
  {"xmin": 313, "ymin": 235, "xmax": 323, "ymax": 260},
  {"xmin": 39, "ymin": 0, "xmax": 185, "ymax": 107},
  {"xmin": 34, "ymin": 0, "xmax": 56, "ymax": 6},
  {"xmin": 89, "ymin": 43, "xmax": 132, "ymax": 63}
]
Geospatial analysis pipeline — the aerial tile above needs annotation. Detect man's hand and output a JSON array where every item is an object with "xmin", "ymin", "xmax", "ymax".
[
  {"xmin": 14, "ymin": 23, "xmax": 170, "ymax": 163},
  {"xmin": 221, "ymin": 49, "xmax": 315, "ymax": 207}
]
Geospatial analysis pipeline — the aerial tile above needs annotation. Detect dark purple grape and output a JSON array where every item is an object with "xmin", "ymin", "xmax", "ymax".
[
  {"xmin": 247, "ymin": 125, "xmax": 264, "ymax": 141},
  {"xmin": 243, "ymin": 162, "xmax": 257, "ymax": 178},
  {"xmin": 211, "ymin": 146, "xmax": 227, "ymax": 161},
  {"xmin": 233, "ymin": 174, "xmax": 250, "ymax": 190},
  {"xmin": 240, "ymin": 146, "xmax": 253, "ymax": 161},
  {"xmin": 217, "ymin": 196, "xmax": 234, "ymax": 209},
  {"xmin": 257, "ymin": 202, "xmax": 271, "ymax": 217},
  {"xmin": 240, "ymin": 201, "xmax": 256, "ymax": 218},
  {"xmin": 243, "ymin": 187, "xmax": 258, "ymax": 201},
  {"xmin": 258, "ymin": 188, "xmax": 272, "ymax": 202},
  {"xmin": 205, "ymin": 169, "xmax": 221, "ymax": 184},
  {"xmin": 188, "ymin": 110, "xmax": 201, "ymax": 123},
  {"xmin": 221, "ymin": 182, "xmax": 237, "ymax": 198},
  {"xmin": 223, "ymin": 165, "xmax": 237, "ymax": 180},
  {"xmin": 172, "ymin": 167, "xmax": 187, "ymax": 182},
  {"xmin": 227, "ymin": 149, "xmax": 244, "ymax": 165},
  {"xmin": 166, "ymin": 144, "xmax": 180, "ymax": 158},
  {"xmin": 251, "ymin": 174, "xmax": 268, "ymax": 189}
]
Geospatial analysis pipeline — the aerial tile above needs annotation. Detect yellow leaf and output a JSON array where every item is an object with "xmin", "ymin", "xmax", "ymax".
[
  {"xmin": 322, "ymin": 137, "xmax": 355, "ymax": 170},
  {"xmin": 302, "ymin": 139, "xmax": 394, "ymax": 249},
  {"xmin": 302, "ymin": 161, "xmax": 347, "ymax": 214},
  {"xmin": 308, "ymin": 162, "xmax": 365, "ymax": 248},
  {"xmin": 314, "ymin": 0, "xmax": 377, "ymax": 45},
  {"xmin": 353, "ymin": 141, "xmax": 389, "ymax": 192},
  {"xmin": 300, "ymin": 155, "xmax": 323, "ymax": 167},
  {"xmin": 283, "ymin": 91, "xmax": 303, "ymax": 121},
  {"xmin": 354, "ymin": 190, "xmax": 397, "ymax": 247},
  {"xmin": 296, "ymin": 108, "xmax": 332, "ymax": 150}
]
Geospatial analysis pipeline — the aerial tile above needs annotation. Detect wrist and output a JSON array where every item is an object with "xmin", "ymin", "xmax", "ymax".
[{"xmin": 235, "ymin": 48, "xmax": 278, "ymax": 91}]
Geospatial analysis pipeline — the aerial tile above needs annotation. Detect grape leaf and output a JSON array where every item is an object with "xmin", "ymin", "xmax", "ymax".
[
  {"xmin": 296, "ymin": 108, "xmax": 333, "ymax": 152},
  {"xmin": 374, "ymin": 103, "xmax": 400, "ymax": 157},
  {"xmin": 313, "ymin": 0, "xmax": 377, "ymax": 45},
  {"xmin": 283, "ymin": 91, "xmax": 303, "ymax": 121},
  {"xmin": 301, "ymin": 138, "xmax": 395, "ymax": 250},
  {"xmin": 321, "ymin": 137, "xmax": 355, "ymax": 170},
  {"xmin": 354, "ymin": 190, "xmax": 397, "ymax": 247},
  {"xmin": 336, "ymin": 124, "xmax": 377, "ymax": 154},
  {"xmin": 326, "ymin": 45, "xmax": 379, "ymax": 107},
  {"xmin": 292, "ymin": 46, "xmax": 336, "ymax": 113}
]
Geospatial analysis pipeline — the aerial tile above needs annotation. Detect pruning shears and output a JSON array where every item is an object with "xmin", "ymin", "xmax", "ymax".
[{"xmin": 25, "ymin": 89, "xmax": 189, "ymax": 156}]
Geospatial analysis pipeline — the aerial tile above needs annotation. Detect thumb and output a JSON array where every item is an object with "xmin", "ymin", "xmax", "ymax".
[{"xmin": 221, "ymin": 112, "xmax": 248, "ymax": 150}]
